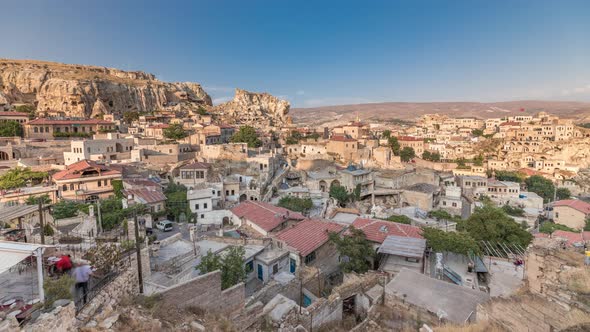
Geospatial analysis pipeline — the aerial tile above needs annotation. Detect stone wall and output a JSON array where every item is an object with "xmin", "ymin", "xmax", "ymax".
[
  {"xmin": 21, "ymin": 302, "xmax": 76, "ymax": 332},
  {"xmin": 157, "ymin": 270, "xmax": 245, "ymax": 317}
]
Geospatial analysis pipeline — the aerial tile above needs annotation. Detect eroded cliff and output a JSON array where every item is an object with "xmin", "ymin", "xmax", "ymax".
[
  {"xmin": 0, "ymin": 59, "xmax": 212, "ymax": 118},
  {"xmin": 214, "ymin": 88, "xmax": 291, "ymax": 129}
]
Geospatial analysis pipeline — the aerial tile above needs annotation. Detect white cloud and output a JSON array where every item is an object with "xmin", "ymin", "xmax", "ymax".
[
  {"xmin": 561, "ymin": 83, "xmax": 590, "ymax": 96},
  {"xmin": 212, "ymin": 96, "xmax": 232, "ymax": 104},
  {"xmin": 296, "ymin": 90, "xmax": 305, "ymax": 96}
]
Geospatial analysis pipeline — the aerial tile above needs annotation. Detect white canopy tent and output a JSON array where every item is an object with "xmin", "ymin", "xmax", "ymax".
[{"xmin": 0, "ymin": 241, "xmax": 54, "ymax": 302}]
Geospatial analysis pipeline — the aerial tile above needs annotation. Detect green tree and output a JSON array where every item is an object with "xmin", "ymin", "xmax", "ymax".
[
  {"xmin": 0, "ymin": 167, "xmax": 47, "ymax": 190},
  {"xmin": 381, "ymin": 130, "xmax": 391, "ymax": 139},
  {"xmin": 430, "ymin": 152, "xmax": 441, "ymax": 162},
  {"xmin": 163, "ymin": 123, "xmax": 188, "ymax": 140},
  {"xmin": 461, "ymin": 204, "xmax": 532, "ymax": 247},
  {"xmin": 556, "ymin": 188, "xmax": 571, "ymax": 201},
  {"xmin": 220, "ymin": 246, "xmax": 247, "ymax": 290},
  {"xmin": 422, "ymin": 151, "xmax": 432, "ymax": 160},
  {"xmin": 277, "ymin": 196, "xmax": 313, "ymax": 213},
  {"xmin": 473, "ymin": 154, "xmax": 484, "ymax": 167},
  {"xmin": 196, "ymin": 249, "xmax": 222, "ymax": 274},
  {"xmin": 494, "ymin": 171, "xmax": 526, "ymax": 183},
  {"xmin": 399, "ymin": 147, "xmax": 415, "ymax": 162},
  {"xmin": 329, "ymin": 227, "xmax": 374, "ymax": 274},
  {"xmin": 26, "ymin": 194, "xmax": 51, "ymax": 205},
  {"xmin": 196, "ymin": 246, "xmax": 246, "ymax": 290},
  {"xmin": 502, "ymin": 205, "xmax": 525, "ymax": 217},
  {"xmin": 422, "ymin": 228, "xmax": 480, "ymax": 255},
  {"xmin": 112, "ymin": 180, "xmax": 124, "ymax": 199},
  {"xmin": 52, "ymin": 200, "xmax": 85, "ymax": 219},
  {"xmin": 15, "ymin": 104, "xmax": 36, "ymax": 120},
  {"xmin": 329, "ymin": 184, "xmax": 349, "ymax": 206},
  {"xmin": 388, "ymin": 136, "xmax": 400, "ymax": 155},
  {"xmin": 306, "ymin": 132, "xmax": 321, "ymax": 140},
  {"xmin": 382, "ymin": 214, "xmax": 412, "ymax": 224},
  {"xmin": 456, "ymin": 157, "xmax": 467, "ymax": 168},
  {"xmin": 164, "ymin": 182, "xmax": 190, "ymax": 221},
  {"xmin": 231, "ymin": 125, "xmax": 262, "ymax": 148},
  {"xmin": 123, "ymin": 111, "xmax": 140, "ymax": 124},
  {"xmin": 539, "ymin": 221, "xmax": 578, "ymax": 234},
  {"xmin": 525, "ymin": 175, "xmax": 555, "ymax": 203},
  {"xmin": 471, "ymin": 129, "xmax": 484, "ymax": 137},
  {"xmin": 196, "ymin": 106, "xmax": 209, "ymax": 116},
  {"xmin": 0, "ymin": 121, "xmax": 23, "ymax": 137},
  {"xmin": 585, "ymin": 218, "xmax": 590, "ymax": 232}
]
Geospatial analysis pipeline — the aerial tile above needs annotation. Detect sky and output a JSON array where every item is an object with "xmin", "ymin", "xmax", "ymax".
[{"xmin": 1, "ymin": 0, "xmax": 590, "ymax": 107}]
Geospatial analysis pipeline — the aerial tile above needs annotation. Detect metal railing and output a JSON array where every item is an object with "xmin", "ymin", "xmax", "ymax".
[{"xmin": 74, "ymin": 270, "xmax": 119, "ymax": 314}]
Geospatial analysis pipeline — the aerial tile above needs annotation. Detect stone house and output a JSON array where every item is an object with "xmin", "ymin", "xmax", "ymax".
[
  {"xmin": 339, "ymin": 165, "xmax": 374, "ymax": 195},
  {"xmin": 0, "ymin": 111, "xmax": 29, "ymax": 124},
  {"xmin": 553, "ymin": 199, "xmax": 590, "ymax": 230},
  {"xmin": 398, "ymin": 136, "xmax": 424, "ymax": 155},
  {"xmin": 122, "ymin": 187, "xmax": 166, "ymax": 214},
  {"xmin": 248, "ymin": 246, "xmax": 291, "ymax": 284},
  {"xmin": 326, "ymin": 136, "xmax": 358, "ymax": 160},
  {"xmin": 63, "ymin": 133, "xmax": 134, "ymax": 165},
  {"xmin": 144, "ymin": 124, "xmax": 169, "ymax": 139},
  {"xmin": 274, "ymin": 219, "xmax": 344, "ymax": 274},
  {"xmin": 456, "ymin": 175, "xmax": 488, "ymax": 198},
  {"xmin": 173, "ymin": 162, "xmax": 210, "ymax": 189},
  {"xmin": 487, "ymin": 179, "xmax": 521, "ymax": 202},
  {"xmin": 401, "ymin": 183, "xmax": 441, "ymax": 211},
  {"xmin": 52, "ymin": 159, "xmax": 122, "ymax": 201},
  {"xmin": 230, "ymin": 200, "xmax": 306, "ymax": 236},
  {"xmin": 25, "ymin": 118, "xmax": 116, "ymax": 139}
]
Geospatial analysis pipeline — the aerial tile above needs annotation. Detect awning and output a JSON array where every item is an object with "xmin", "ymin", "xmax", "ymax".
[{"xmin": 0, "ymin": 241, "xmax": 52, "ymax": 273}]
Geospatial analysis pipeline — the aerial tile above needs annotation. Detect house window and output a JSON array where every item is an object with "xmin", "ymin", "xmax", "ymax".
[
  {"xmin": 273, "ymin": 264, "xmax": 278, "ymax": 274},
  {"xmin": 226, "ymin": 190, "xmax": 229, "ymax": 196},
  {"xmin": 98, "ymin": 180, "xmax": 102, "ymax": 187},
  {"xmin": 62, "ymin": 184, "xmax": 68, "ymax": 191},
  {"xmin": 304, "ymin": 251, "xmax": 316, "ymax": 264},
  {"xmin": 231, "ymin": 190, "xmax": 235, "ymax": 195},
  {"xmin": 70, "ymin": 184, "xmax": 74, "ymax": 191},
  {"xmin": 442, "ymin": 201, "xmax": 447, "ymax": 206},
  {"xmin": 452, "ymin": 202, "xmax": 457, "ymax": 207},
  {"xmin": 217, "ymin": 191, "xmax": 221, "ymax": 197},
  {"xmin": 104, "ymin": 180, "xmax": 108, "ymax": 186},
  {"xmin": 405, "ymin": 257, "xmax": 420, "ymax": 263},
  {"xmin": 195, "ymin": 204, "xmax": 199, "ymax": 210},
  {"xmin": 555, "ymin": 212, "xmax": 559, "ymax": 218},
  {"xmin": 204, "ymin": 203, "xmax": 207, "ymax": 209},
  {"xmin": 201, "ymin": 214, "xmax": 204, "ymax": 218},
  {"xmin": 246, "ymin": 261, "xmax": 254, "ymax": 273}
]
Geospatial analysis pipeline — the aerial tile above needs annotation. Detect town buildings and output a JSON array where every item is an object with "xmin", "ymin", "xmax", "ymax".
[{"xmin": 52, "ymin": 160, "xmax": 122, "ymax": 201}]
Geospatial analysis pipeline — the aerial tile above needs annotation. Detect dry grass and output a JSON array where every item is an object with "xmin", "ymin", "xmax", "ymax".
[{"xmin": 567, "ymin": 269, "xmax": 590, "ymax": 294}]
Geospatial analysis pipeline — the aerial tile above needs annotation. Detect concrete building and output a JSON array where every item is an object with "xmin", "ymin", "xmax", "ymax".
[
  {"xmin": 25, "ymin": 118, "xmax": 116, "ymax": 139},
  {"xmin": 326, "ymin": 136, "xmax": 358, "ymax": 160},
  {"xmin": 122, "ymin": 187, "xmax": 166, "ymax": 214},
  {"xmin": 230, "ymin": 201, "xmax": 306, "ymax": 236},
  {"xmin": 487, "ymin": 179, "xmax": 521, "ymax": 202},
  {"xmin": 52, "ymin": 160, "xmax": 122, "ymax": 201},
  {"xmin": 174, "ymin": 162, "xmax": 211, "ymax": 189},
  {"xmin": 398, "ymin": 136, "xmax": 424, "ymax": 155},
  {"xmin": 377, "ymin": 235, "xmax": 426, "ymax": 275},
  {"xmin": 553, "ymin": 199, "xmax": 590, "ymax": 230},
  {"xmin": 63, "ymin": 133, "xmax": 134, "ymax": 165},
  {"xmin": 0, "ymin": 111, "xmax": 29, "ymax": 124},
  {"xmin": 339, "ymin": 165, "xmax": 374, "ymax": 195}
]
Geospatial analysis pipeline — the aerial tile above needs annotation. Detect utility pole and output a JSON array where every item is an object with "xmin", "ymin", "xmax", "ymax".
[
  {"xmin": 38, "ymin": 200, "xmax": 45, "ymax": 244},
  {"xmin": 133, "ymin": 206, "xmax": 144, "ymax": 293},
  {"xmin": 96, "ymin": 199, "xmax": 103, "ymax": 234}
]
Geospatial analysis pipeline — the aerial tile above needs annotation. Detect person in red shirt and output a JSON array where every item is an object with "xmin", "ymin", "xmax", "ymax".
[{"xmin": 55, "ymin": 254, "xmax": 72, "ymax": 274}]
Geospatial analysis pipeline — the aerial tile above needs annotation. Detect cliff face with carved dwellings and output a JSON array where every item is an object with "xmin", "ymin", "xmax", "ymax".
[
  {"xmin": 214, "ymin": 88, "xmax": 291, "ymax": 129},
  {"xmin": 0, "ymin": 59, "xmax": 212, "ymax": 118}
]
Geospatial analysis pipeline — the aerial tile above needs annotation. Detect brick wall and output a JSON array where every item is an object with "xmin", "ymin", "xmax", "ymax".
[{"xmin": 157, "ymin": 270, "xmax": 245, "ymax": 316}]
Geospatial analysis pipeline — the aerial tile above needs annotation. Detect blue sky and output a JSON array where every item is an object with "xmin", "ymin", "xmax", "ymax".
[{"xmin": 1, "ymin": 0, "xmax": 589, "ymax": 107}]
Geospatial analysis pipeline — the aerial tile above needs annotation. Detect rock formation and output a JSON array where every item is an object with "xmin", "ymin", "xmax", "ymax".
[
  {"xmin": 0, "ymin": 59, "xmax": 212, "ymax": 118},
  {"xmin": 214, "ymin": 88, "xmax": 291, "ymax": 129}
]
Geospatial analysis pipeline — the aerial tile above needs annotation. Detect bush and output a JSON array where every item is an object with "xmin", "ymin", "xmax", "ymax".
[
  {"xmin": 502, "ymin": 205, "xmax": 525, "ymax": 217},
  {"xmin": 382, "ymin": 214, "xmax": 412, "ymax": 224},
  {"xmin": 539, "ymin": 221, "xmax": 579, "ymax": 234},
  {"xmin": 44, "ymin": 275, "xmax": 75, "ymax": 308},
  {"xmin": 277, "ymin": 196, "xmax": 313, "ymax": 213},
  {"xmin": 422, "ymin": 227, "xmax": 481, "ymax": 255}
]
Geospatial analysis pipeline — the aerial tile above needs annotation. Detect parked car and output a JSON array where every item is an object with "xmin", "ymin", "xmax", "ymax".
[{"xmin": 156, "ymin": 220, "xmax": 173, "ymax": 232}]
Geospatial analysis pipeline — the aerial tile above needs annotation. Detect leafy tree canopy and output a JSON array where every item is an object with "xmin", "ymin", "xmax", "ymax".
[
  {"xmin": 539, "ymin": 221, "xmax": 579, "ymax": 234},
  {"xmin": 422, "ymin": 227, "xmax": 481, "ymax": 255},
  {"xmin": 556, "ymin": 187, "xmax": 571, "ymax": 201},
  {"xmin": 461, "ymin": 204, "xmax": 532, "ymax": 247},
  {"xmin": 471, "ymin": 129, "xmax": 484, "ymax": 137},
  {"xmin": 525, "ymin": 175, "xmax": 555, "ymax": 203},
  {"xmin": 123, "ymin": 111, "xmax": 140, "ymax": 124},
  {"xmin": 382, "ymin": 214, "xmax": 412, "ymax": 224},
  {"xmin": 329, "ymin": 227, "xmax": 375, "ymax": 274},
  {"xmin": 329, "ymin": 184, "xmax": 349, "ymax": 206},
  {"xmin": 400, "ymin": 147, "xmax": 415, "ymax": 162},
  {"xmin": 15, "ymin": 104, "xmax": 36, "ymax": 120},
  {"xmin": 196, "ymin": 246, "xmax": 246, "ymax": 290},
  {"xmin": 381, "ymin": 130, "xmax": 391, "ymax": 139},
  {"xmin": 0, "ymin": 167, "xmax": 47, "ymax": 190},
  {"xmin": 388, "ymin": 136, "xmax": 400, "ymax": 155},
  {"xmin": 502, "ymin": 205, "xmax": 525, "ymax": 217},
  {"xmin": 231, "ymin": 125, "xmax": 262, "ymax": 148},
  {"xmin": 494, "ymin": 170, "xmax": 526, "ymax": 183},
  {"xmin": 0, "ymin": 121, "xmax": 23, "ymax": 137},
  {"xmin": 277, "ymin": 196, "xmax": 313, "ymax": 213},
  {"xmin": 26, "ymin": 194, "xmax": 52, "ymax": 205},
  {"xmin": 163, "ymin": 123, "xmax": 188, "ymax": 140}
]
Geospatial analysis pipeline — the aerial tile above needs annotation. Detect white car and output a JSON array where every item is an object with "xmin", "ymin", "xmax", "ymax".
[{"xmin": 156, "ymin": 220, "xmax": 173, "ymax": 232}]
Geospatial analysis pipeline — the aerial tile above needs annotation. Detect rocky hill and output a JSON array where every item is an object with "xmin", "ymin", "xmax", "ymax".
[
  {"xmin": 292, "ymin": 100, "xmax": 590, "ymax": 126},
  {"xmin": 214, "ymin": 88, "xmax": 291, "ymax": 129},
  {"xmin": 0, "ymin": 59, "xmax": 212, "ymax": 118}
]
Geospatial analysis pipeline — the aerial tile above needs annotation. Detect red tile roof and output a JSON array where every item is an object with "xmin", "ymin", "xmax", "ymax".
[
  {"xmin": 52, "ymin": 160, "xmax": 121, "ymax": 181},
  {"xmin": 180, "ymin": 162, "xmax": 210, "ymax": 170},
  {"xmin": 122, "ymin": 188, "xmax": 166, "ymax": 204},
  {"xmin": 553, "ymin": 199, "xmax": 590, "ymax": 215},
  {"xmin": 499, "ymin": 121, "xmax": 520, "ymax": 126},
  {"xmin": 351, "ymin": 217, "xmax": 422, "ymax": 244},
  {"xmin": 275, "ymin": 219, "xmax": 344, "ymax": 256},
  {"xmin": 28, "ymin": 118, "xmax": 113, "ymax": 125},
  {"xmin": 0, "ymin": 111, "xmax": 29, "ymax": 117},
  {"xmin": 230, "ymin": 201, "xmax": 305, "ymax": 232},
  {"xmin": 551, "ymin": 230, "xmax": 590, "ymax": 246}
]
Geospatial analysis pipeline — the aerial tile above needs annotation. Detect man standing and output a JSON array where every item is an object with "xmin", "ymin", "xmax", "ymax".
[
  {"xmin": 55, "ymin": 254, "xmax": 72, "ymax": 274},
  {"xmin": 72, "ymin": 260, "xmax": 92, "ymax": 304}
]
